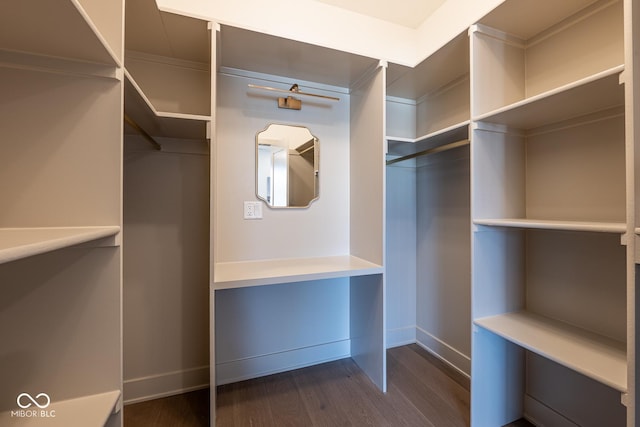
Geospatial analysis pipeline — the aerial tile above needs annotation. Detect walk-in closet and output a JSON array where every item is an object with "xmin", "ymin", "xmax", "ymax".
[{"xmin": 3, "ymin": 0, "xmax": 640, "ymax": 426}]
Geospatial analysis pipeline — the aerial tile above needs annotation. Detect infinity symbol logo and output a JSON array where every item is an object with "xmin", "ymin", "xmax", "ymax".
[{"xmin": 17, "ymin": 392, "xmax": 51, "ymax": 409}]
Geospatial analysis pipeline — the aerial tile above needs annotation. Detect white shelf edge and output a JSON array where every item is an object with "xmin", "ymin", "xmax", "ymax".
[
  {"xmin": 155, "ymin": 110, "xmax": 212, "ymax": 122},
  {"xmin": 0, "ymin": 226, "xmax": 121, "ymax": 265},
  {"xmin": 0, "ymin": 390, "xmax": 120, "ymax": 427},
  {"xmin": 473, "ymin": 65, "xmax": 625, "ymax": 124},
  {"xmin": 213, "ymin": 255, "xmax": 384, "ymax": 290},
  {"xmin": 386, "ymin": 120, "xmax": 470, "ymax": 144},
  {"xmin": 473, "ymin": 218, "xmax": 626, "ymax": 233},
  {"xmin": 474, "ymin": 311, "xmax": 627, "ymax": 392},
  {"xmin": 124, "ymin": 69, "xmax": 159, "ymax": 116},
  {"xmin": 0, "ymin": 49, "xmax": 120, "ymax": 80},
  {"xmin": 70, "ymin": 0, "xmax": 123, "ymax": 68}
]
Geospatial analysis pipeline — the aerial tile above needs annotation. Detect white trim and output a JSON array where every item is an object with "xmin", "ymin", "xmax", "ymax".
[
  {"xmin": 386, "ymin": 326, "xmax": 417, "ymax": 349},
  {"xmin": 124, "ymin": 366, "xmax": 210, "ymax": 405},
  {"xmin": 524, "ymin": 394, "xmax": 580, "ymax": 427},
  {"xmin": 416, "ymin": 326, "xmax": 471, "ymax": 376},
  {"xmin": 215, "ymin": 339, "xmax": 351, "ymax": 385}
]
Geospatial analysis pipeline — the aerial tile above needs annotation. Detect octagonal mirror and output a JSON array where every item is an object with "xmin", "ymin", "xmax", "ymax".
[{"xmin": 256, "ymin": 124, "xmax": 319, "ymax": 208}]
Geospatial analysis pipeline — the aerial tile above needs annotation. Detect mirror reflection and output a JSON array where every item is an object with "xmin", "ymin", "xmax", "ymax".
[{"xmin": 256, "ymin": 124, "xmax": 319, "ymax": 208}]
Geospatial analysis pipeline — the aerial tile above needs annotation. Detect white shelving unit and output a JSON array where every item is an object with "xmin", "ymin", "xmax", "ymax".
[
  {"xmin": 121, "ymin": 0, "xmax": 213, "ymax": 406},
  {"xmin": 470, "ymin": 0, "xmax": 630, "ymax": 425},
  {"xmin": 386, "ymin": 31, "xmax": 470, "ymax": 145},
  {"xmin": 384, "ymin": 30, "xmax": 473, "ymax": 375},
  {"xmin": 211, "ymin": 24, "xmax": 385, "ymax": 425},
  {"xmin": 124, "ymin": 72, "xmax": 209, "ymax": 141},
  {"xmin": 0, "ymin": 0, "xmax": 124, "ymax": 426},
  {"xmin": 124, "ymin": 0, "xmax": 212, "ymax": 143}
]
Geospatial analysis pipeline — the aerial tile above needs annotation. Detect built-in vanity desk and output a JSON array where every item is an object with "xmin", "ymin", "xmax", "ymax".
[{"xmin": 210, "ymin": 24, "xmax": 387, "ymax": 424}]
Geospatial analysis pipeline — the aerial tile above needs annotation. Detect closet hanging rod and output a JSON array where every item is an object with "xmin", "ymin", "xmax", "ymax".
[
  {"xmin": 248, "ymin": 84, "xmax": 340, "ymax": 101},
  {"xmin": 386, "ymin": 139, "xmax": 469, "ymax": 166},
  {"xmin": 124, "ymin": 114, "xmax": 161, "ymax": 150}
]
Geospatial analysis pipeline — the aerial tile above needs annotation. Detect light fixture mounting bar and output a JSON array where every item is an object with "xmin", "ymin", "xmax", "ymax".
[{"xmin": 248, "ymin": 84, "xmax": 340, "ymax": 101}]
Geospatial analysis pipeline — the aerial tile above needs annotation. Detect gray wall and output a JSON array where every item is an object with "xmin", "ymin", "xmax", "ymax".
[{"xmin": 123, "ymin": 137, "xmax": 210, "ymax": 403}]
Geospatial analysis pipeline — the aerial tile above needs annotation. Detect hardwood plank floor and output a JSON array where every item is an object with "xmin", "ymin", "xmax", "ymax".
[{"xmin": 124, "ymin": 344, "xmax": 534, "ymax": 426}]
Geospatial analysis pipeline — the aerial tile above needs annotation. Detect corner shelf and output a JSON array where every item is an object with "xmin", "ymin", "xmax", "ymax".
[
  {"xmin": 474, "ymin": 65, "xmax": 624, "ymax": 129},
  {"xmin": 474, "ymin": 219, "xmax": 626, "ymax": 234},
  {"xmin": 0, "ymin": 226, "xmax": 120, "ymax": 265},
  {"xmin": 0, "ymin": 390, "xmax": 120, "ymax": 427},
  {"xmin": 386, "ymin": 120, "xmax": 470, "ymax": 162},
  {"xmin": 214, "ymin": 255, "xmax": 383, "ymax": 290},
  {"xmin": 475, "ymin": 311, "xmax": 626, "ymax": 392},
  {"xmin": 386, "ymin": 31, "xmax": 470, "ymax": 151},
  {"xmin": 124, "ymin": 71, "xmax": 210, "ymax": 141},
  {"xmin": 124, "ymin": 0, "xmax": 212, "ymax": 143},
  {"xmin": 386, "ymin": 120, "xmax": 470, "ymax": 145}
]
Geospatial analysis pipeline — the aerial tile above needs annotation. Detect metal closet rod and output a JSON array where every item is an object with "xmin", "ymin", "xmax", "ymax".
[
  {"xmin": 386, "ymin": 139, "xmax": 469, "ymax": 166},
  {"xmin": 124, "ymin": 114, "xmax": 161, "ymax": 150}
]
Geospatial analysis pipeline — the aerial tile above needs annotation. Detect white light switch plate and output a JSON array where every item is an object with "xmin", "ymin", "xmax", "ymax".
[{"xmin": 244, "ymin": 201, "xmax": 263, "ymax": 219}]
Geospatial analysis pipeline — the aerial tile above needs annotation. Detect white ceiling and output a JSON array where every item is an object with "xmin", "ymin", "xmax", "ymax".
[{"xmin": 313, "ymin": 0, "xmax": 447, "ymax": 28}]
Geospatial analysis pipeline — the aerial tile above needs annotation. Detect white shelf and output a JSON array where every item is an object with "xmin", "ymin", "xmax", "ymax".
[
  {"xmin": 214, "ymin": 255, "xmax": 384, "ymax": 290},
  {"xmin": 474, "ymin": 65, "xmax": 624, "ymax": 129},
  {"xmin": 386, "ymin": 120, "xmax": 470, "ymax": 161},
  {"xmin": 219, "ymin": 25, "xmax": 379, "ymax": 89},
  {"xmin": 474, "ymin": 218, "xmax": 626, "ymax": 234},
  {"xmin": 386, "ymin": 32, "xmax": 469, "ymax": 99},
  {"xmin": 0, "ymin": 0, "xmax": 121, "ymax": 68},
  {"xmin": 386, "ymin": 120, "xmax": 470, "ymax": 145},
  {"xmin": 0, "ymin": 390, "xmax": 120, "ymax": 427},
  {"xmin": 124, "ymin": 71, "xmax": 210, "ymax": 141},
  {"xmin": 0, "ymin": 226, "xmax": 120, "ymax": 265},
  {"xmin": 475, "ymin": 311, "xmax": 627, "ymax": 392}
]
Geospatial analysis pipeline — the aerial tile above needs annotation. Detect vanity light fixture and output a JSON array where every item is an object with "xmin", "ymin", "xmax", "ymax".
[{"xmin": 248, "ymin": 83, "xmax": 340, "ymax": 110}]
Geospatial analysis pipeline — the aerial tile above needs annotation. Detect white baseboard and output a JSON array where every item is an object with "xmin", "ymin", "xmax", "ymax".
[
  {"xmin": 124, "ymin": 365, "xmax": 210, "ymax": 405},
  {"xmin": 216, "ymin": 339, "xmax": 351, "ymax": 386},
  {"xmin": 386, "ymin": 325, "xmax": 417, "ymax": 349},
  {"xmin": 416, "ymin": 326, "xmax": 471, "ymax": 376},
  {"xmin": 124, "ymin": 332, "xmax": 467, "ymax": 405},
  {"xmin": 524, "ymin": 395, "xmax": 579, "ymax": 427}
]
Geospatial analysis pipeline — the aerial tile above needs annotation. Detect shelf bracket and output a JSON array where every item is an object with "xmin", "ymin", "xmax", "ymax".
[
  {"xmin": 621, "ymin": 392, "xmax": 629, "ymax": 407},
  {"xmin": 620, "ymin": 232, "xmax": 629, "ymax": 246}
]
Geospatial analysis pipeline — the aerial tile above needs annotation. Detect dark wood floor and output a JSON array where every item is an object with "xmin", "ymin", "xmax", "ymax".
[{"xmin": 124, "ymin": 344, "xmax": 534, "ymax": 426}]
